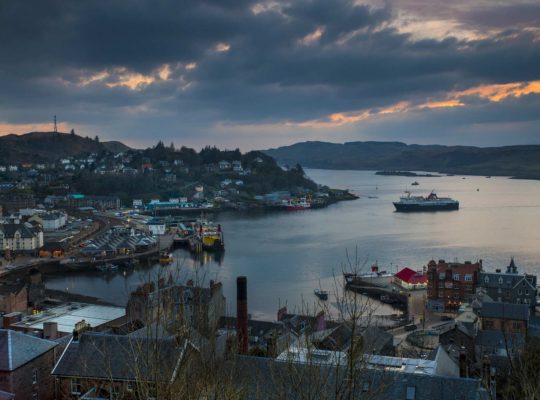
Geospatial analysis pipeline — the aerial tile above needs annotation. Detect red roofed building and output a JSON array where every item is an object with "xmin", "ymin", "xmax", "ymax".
[{"xmin": 394, "ymin": 267, "xmax": 428, "ymax": 290}]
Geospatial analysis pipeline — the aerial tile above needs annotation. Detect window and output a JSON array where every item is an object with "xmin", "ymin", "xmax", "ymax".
[
  {"xmin": 526, "ymin": 290, "xmax": 529, "ymax": 296},
  {"xmin": 406, "ymin": 386, "xmax": 416, "ymax": 400},
  {"xmin": 513, "ymin": 322, "xmax": 522, "ymax": 330},
  {"xmin": 464, "ymin": 274, "xmax": 473, "ymax": 282},
  {"xmin": 484, "ymin": 276, "xmax": 490, "ymax": 283},
  {"xmin": 32, "ymin": 393, "xmax": 38, "ymax": 400},
  {"xmin": 483, "ymin": 320, "xmax": 494, "ymax": 329},
  {"xmin": 453, "ymin": 273, "xmax": 460, "ymax": 281},
  {"xmin": 127, "ymin": 382, "xmax": 134, "ymax": 392},
  {"xmin": 32, "ymin": 369, "xmax": 38, "ymax": 384},
  {"xmin": 70, "ymin": 379, "xmax": 81, "ymax": 395},
  {"xmin": 362, "ymin": 382, "xmax": 370, "ymax": 392},
  {"xmin": 439, "ymin": 273, "xmax": 446, "ymax": 280},
  {"xmin": 498, "ymin": 277, "xmax": 503, "ymax": 284},
  {"xmin": 519, "ymin": 289, "xmax": 523, "ymax": 295}
]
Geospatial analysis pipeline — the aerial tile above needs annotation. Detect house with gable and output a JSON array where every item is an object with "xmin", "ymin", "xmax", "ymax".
[{"xmin": 0, "ymin": 329, "xmax": 58, "ymax": 400}]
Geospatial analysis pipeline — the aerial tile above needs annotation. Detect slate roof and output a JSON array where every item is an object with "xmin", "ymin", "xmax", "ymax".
[
  {"xmin": 480, "ymin": 301, "xmax": 529, "ymax": 321},
  {"xmin": 475, "ymin": 330, "xmax": 525, "ymax": 350},
  {"xmin": 0, "ymin": 282, "xmax": 26, "ymax": 297},
  {"xmin": 0, "ymin": 223, "xmax": 39, "ymax": 239},
  {"xmin": 0, "ymin": 329, "xmax": 57, "ymax": 371},
  {"xmin": 52, "ymin": 332, "xmax": 183, "ymax": 381},
  {"xmin": 479, "ymin": 270, "xmax": 536, "ymax": 290},
  {"xmin": 231, "ymin": 355, "xmax": 489, "ymax": 400},
  {"xmin": 0, "ymin": 390, "xmax": 15, "ymax": 400}
]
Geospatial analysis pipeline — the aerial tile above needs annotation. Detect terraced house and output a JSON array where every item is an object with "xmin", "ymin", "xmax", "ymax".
[{"xmin": 0, "ymin": 222, "xmax": 43, "ymax": 256}]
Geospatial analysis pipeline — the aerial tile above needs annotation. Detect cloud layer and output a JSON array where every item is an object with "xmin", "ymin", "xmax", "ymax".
[{"xmin": 0, "ymin": 0, "xmax": 539, "ymax": 149}]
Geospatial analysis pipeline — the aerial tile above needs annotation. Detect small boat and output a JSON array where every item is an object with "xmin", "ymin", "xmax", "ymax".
[
  {"xmin": 314, "ymin": 289, "xmax": 329, "ymax": 300},
  {"xmin": 159, "ymin": 252, "xmax": 173, "ymax": 265},
  {"xmin": 97, "ymin": 263, "xmax": 119, "ymax": 273},
  {"xmin": 411, "ymin": 181, "xmax": 419, "ymax": 186}
]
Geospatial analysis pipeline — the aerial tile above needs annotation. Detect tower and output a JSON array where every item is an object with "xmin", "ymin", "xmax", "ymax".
[{"xmin": 54, "ymin": 115, "xmax": 57, "ymax": 133}]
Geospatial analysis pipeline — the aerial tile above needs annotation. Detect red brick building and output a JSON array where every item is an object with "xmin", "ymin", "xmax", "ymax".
[
  {"xmin": 426, "ymin": 259, "xmax": 482, "ymax": 312},
  {"xmin": 0, "ymin": 329, "xmax": 58, "ymax": 400}
]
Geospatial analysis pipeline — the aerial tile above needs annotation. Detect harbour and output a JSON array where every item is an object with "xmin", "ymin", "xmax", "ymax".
[{"xmin": 43, "ymin": 169, "xmax": 540, "ymax": 320}]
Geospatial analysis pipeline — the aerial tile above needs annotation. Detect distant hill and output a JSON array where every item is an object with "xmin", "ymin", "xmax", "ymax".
[
  {"xmin": 263, "ymin": 141, "xmax": 540, "ymax": 179},
  {"xmin": 0, "ymin": 132, "xmax": 130, "ymax": 163}
]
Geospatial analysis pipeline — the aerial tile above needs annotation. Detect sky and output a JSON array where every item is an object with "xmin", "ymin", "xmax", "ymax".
[{"xmin": 0, "ymin": 0, "xmax": 539, "ymax": 150}]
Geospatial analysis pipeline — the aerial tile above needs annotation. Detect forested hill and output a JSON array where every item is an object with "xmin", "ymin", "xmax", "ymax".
[
  {"xmin": 263, "ymin": 141, "xmax": 540, "ymax": 179},
  {"xmin": 0, "ymin": 131, "xmax": 130, "ymax": 163}
]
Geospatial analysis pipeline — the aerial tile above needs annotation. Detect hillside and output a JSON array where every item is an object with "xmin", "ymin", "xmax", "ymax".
[
  {"xmin": 263, "ymin": 141, "xmax": 540, "ymax": 179},
  {"xmin": 0, "ymin": 132, "xmax": 130, "ymax": 163}
]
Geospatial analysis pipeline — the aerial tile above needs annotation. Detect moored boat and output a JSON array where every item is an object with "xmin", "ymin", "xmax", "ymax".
[
  {"xmin": 159, "ymin": 251, "xmax": 173, "ymax": 264},
  {"xmin": 283, "ymin": 197, "xmax": 311, "ymax": 211},
  {"xmin": 314, "ymin": 289, "xmax": 329, "ymax": 300}
]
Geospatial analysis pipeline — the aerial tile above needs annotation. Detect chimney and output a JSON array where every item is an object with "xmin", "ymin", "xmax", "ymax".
[
  {"xmin": 459, "ymin": 347, "xmax": 468, "ymax": 378},
  {"xmin": 236, "ymin": 276, "xmax": 248, "ymax": 354},
  {"xmin": 277, "ymin": 306, "xmax": 287, "ymax": 321},
  {"xmin": 43, "ymin": 321, "xmax": 58, "ymax": 340},
  {"xmin": 315, "ymin": 310, "xmax": 326, "ymax": 331}
]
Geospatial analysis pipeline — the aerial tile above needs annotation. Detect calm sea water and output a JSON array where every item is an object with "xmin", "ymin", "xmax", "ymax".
[{"xmin": 45, "ymin": 169, "xmax": 540, "ymax": 319}]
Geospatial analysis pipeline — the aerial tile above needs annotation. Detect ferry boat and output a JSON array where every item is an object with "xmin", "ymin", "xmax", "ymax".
[
  {"xmin": 393, "ymin": 191, "xmax": 459, "ymax": 212},
  {"xmin": 314, "ymin": 289, "xmax": 329, "ymax": 300}
]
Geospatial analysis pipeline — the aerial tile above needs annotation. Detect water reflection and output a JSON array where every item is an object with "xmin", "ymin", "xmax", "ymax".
[{"xmin": 45, "ymin": 170, "xmax": 540, "ymax": 319}]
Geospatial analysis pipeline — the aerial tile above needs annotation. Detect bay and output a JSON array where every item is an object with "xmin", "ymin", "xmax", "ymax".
[{"xmin": 44, "ymin": 169, "xmax": 540, "ymax": 320}]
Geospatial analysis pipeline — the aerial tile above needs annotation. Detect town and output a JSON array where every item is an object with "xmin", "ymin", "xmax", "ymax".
[{"xmin": 1, "ymin": 184, "xmax": 539, "ymax": 399}]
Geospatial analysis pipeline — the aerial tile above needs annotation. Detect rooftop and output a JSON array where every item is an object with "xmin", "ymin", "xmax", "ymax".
[
  {"xmin": 0, "ymin": 329, "xmax": 57, "ymax": 371},
  {"xmin": 480, "ymin": 301, "xmax": 529, "ymax": 321},
  {"xmin": 11, "ymin": 303, "xmax": 125, "ymax": 334}
]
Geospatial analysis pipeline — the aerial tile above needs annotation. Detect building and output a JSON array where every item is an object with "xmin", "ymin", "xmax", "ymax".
[
  {"xmin": 426, "ymin": 259, "xmax": 482, "ymax": 312},
  {"xmin": 233, "ymin": 348, "xmax": 490, "ymax": 399},
  {"xmin": 7, "ymin": 303, "xmax": 126, "ymax": 337},
  {"xmin": 40, "ymin": 211, "xmax": 67, "ymax": 231},
  {"xmin": 0, "ymin": 283, "xmax": 27, "ymax": 314},
  {"xmin": 39, "ymin": 242, "xmax": 67, "ymax": 258},
  {"xmin": 0, "ymin": 223, "xmax": 44, "ymax": 255},
  {"xmin": 0, "ymin": 193, "xmax": 35, "ymax": 213},
  {"xmin": 52, "ymin": 332, "xmax": 192, "ymax": 400},
  {"xmin": 478, "ymin": 301, "xmax": 529, "ymax": 335},
  {"xmin": 479, "ymin": 259, "xmax": 537, "ymax": 312},
  {"xmin": 65, "ymin": 194, "xmax": 121, "ymax": 210},
  {"xmin": 394, "ymin": 267, "xmax": 428, "ymax": 290},
  {"xmin": 0, "ymin": 329, "xmax": 58, "ymax": 400},
  {"xmin": 127, "ymin": 280, "xmax": 226, "ymax": 335}
]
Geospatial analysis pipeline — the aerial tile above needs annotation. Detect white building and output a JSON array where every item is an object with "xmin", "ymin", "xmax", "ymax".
[
  {"xmin": 0, "ymin": 223, "xmax": 44, "ymax": 254},
  {"xmin": 40, "ymin": 211, "xmax": 68, "ymax": 231},
  {"xmin": 147, "ymin": 221, "xmax": 166, "ymax": 236}
]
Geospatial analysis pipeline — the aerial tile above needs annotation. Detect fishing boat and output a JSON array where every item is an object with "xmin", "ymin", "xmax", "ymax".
[
  {"xmin": 314, "ymin": 289, "xmax": 329, "ymax": 300},
  {"xmin": 411, "ymin": 181, "xmax": 419, "ymax": 186},
  {"xmin": 283, "ymin": 197, "xmax": 311, "ymax": 211}
]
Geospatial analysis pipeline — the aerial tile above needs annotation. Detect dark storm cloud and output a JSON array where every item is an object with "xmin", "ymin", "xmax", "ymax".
[{"xmin": 0, "ymin": 0, "xmax": 539, "ymax": 148}]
